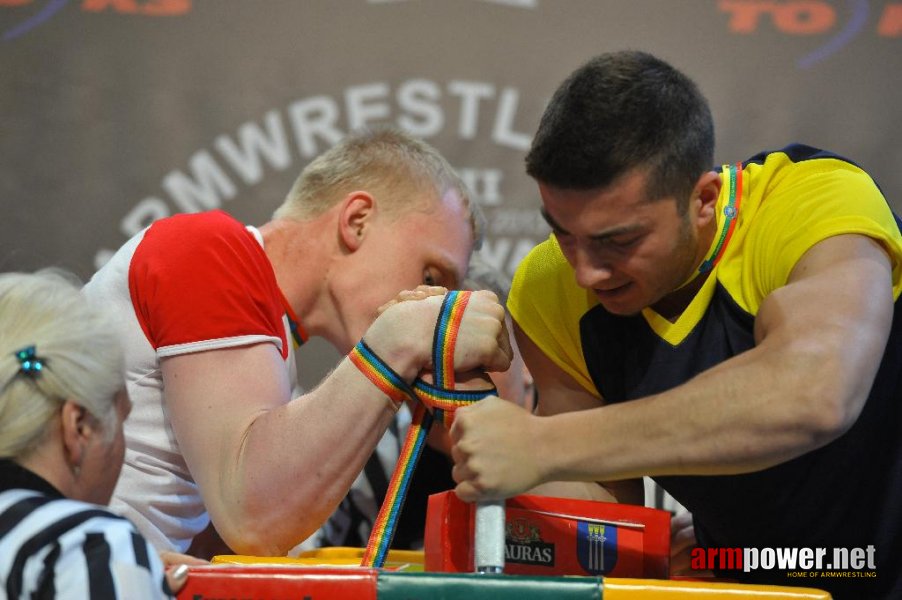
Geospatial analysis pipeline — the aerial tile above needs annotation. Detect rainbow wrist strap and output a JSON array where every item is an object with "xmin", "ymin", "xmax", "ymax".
[
  {"xmin": 361, "ymin": 290, "xmax": 497, "ymax": 568},
  {"xmin": 349, "ymin": 340, "xmax": 416, "ymax": 407}
]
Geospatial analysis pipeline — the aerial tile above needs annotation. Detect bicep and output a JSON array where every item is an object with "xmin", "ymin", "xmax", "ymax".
[
  {"xmin": 513, "ymin": 320, "xmax": 602, "ymax": 416},
  {"xmin": 161, "ymin": 343, "xmax": 292, "ymax": 501},
  {"xmin": 514, "ymin": 323, "xmax": 643, "ymax": 502},
  {"xmin": 755, "ymin": 234, "xmax": 894, "ymax": 419}
]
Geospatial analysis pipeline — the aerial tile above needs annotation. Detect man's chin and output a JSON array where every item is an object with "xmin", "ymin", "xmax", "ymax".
[
  {"xmin": 599, "ymin": 303, "xmax": 643, "ymax": 317},
  {"xmin": 594, "ymin": 285, "xmax": 643, "ymax": 315}
]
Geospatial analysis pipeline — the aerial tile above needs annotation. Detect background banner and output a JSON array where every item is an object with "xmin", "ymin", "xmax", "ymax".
[{"xmin": 3, "ymin": 0, "xmax": 900, "ymax": 381}]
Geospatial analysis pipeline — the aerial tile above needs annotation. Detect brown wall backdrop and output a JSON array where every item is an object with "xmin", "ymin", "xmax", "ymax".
[{"xmin": 3, "ymin": 0, "xmax": 901, "ymax": 382}]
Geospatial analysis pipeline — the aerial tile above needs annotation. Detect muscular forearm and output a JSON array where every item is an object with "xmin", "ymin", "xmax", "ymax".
[
  {"xmin": 453, "ymin": 235, "xmax": 894, "ymax": 505},
  {"xmin": 540, "ymin": 236, "xmax": 894, "ymax": 486},
  {"xmin": 220, "ymin": 359, "xmax": 400, "ymax": 555},
  {"xmin": 542, "ymin": 328, "xmax": 883, "ymax": 483}
]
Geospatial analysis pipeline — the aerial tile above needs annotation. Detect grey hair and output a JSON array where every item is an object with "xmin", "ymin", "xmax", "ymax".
[
  {"xmin": 0, "ymin": 270, "xmax": 123, "ymax": 458},
  {"xmin": 273, "ymin": 127, "xmax": 478, "ymax": 238}
]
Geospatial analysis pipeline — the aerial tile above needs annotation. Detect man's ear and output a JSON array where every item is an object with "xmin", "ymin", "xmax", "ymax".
[
  {"xmin": 338, "ymin": 191, "xmax": 376, "ymax": 252},
  {"xmin": 60, "ymin": 400, "xmax": 92, "ymax": 471},
  {"xmin": 692, "ymin": 170, "xmax": 723, "ymax": 228}
]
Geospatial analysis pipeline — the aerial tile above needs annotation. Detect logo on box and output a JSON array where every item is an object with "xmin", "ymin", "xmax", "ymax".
[
  {"xmin": 577, "ymin": 521, "xmax": 619, "ymax": 575},
  {"xmin": 506, "ymin": 518, "xmax": 555, "ymax": 566}
]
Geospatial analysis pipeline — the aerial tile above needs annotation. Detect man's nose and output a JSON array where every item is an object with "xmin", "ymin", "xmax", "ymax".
[{"xmin": 571, "ymin": 245, "xmax": 614, "ymax": 290}]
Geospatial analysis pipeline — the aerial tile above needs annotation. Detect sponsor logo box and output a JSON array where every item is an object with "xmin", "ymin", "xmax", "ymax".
[{"xmin": 424, "ymin": 492, "xmax": 670, "ymax": 578}]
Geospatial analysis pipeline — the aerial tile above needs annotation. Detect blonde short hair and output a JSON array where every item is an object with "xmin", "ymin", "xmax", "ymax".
[
  {"xmin": 0, "ymin": 270, "xmax": 123, "ymax": 458},
  {"xmin": 273, "ymin": 127, "xmax": 475, "ymax": 233}
]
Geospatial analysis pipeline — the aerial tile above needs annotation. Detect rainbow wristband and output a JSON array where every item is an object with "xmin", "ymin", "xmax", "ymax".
[
  {"xmin": 361, "ymin": 290, "xmax": 497, "ymax": 568},
  {"xmin": 348, "ymin": 340, "xmax": 415, "ymax": 407}
]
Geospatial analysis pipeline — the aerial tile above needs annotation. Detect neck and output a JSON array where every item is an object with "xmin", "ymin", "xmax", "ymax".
[
  {"xmin": 651, "ymin": 196, "xmax": 721, "ymax": 321},
  {"xmin": 651, "ymin": 270, "xmax": 710, "ymax": 321},
  {"xmin": 15, "ymin": 445, "xmax": 75, "ymax": 499},
  {"xmin": 259, "ymin": 217, "xmax": 336, "ymax": 341}
]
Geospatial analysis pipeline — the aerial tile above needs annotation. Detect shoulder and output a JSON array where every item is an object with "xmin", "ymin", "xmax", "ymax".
[
  {"xmin": 508, "ymin": 236, "xmax": 600, "ymax": 396},
  {"xmin": 509, "ymin": 236, "xmax": 576, "ymax": 308},
  {"xmin": 134, "ymin": 210, "xmax": 263, "ymax": 266},
  {"xmin": 745, "ymin": 145, "xmax": 900, "ymax": 265},
  {"xmin": 509, "ymin": 235, "xmax": 592, "ymax": 321}
]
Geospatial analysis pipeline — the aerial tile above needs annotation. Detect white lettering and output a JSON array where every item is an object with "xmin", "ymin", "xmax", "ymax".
[
  {"xmin": 122, "ymin": 197, "xmax": 169, "ymax": 237},
  {"xmin": 478, "ymin": 238, "xmax": 511, "ymax": 273},
  {"xmin": 492, "ymin": 87, "xmax": 531, "ymax": 150},
  {"xmin": 505, "ymin": 543, "xmax": 553, "ymax": 563},
  {"xmin": 775, "ymin": 547, "xmax": 798, "ymax": 570},
  {"xmin": 215, "ymin": 110, "xmax": 292, "ymax": 185},
  {"xmin": 100, "ymin": 79, "xmax": 539, "ymax": 262},
  {"xmin": 834, "ymin": 547, "xmax": 848, "ymax": 569},
  {"xmin": 798, "ymin": 547, "xmax": 814, "ymax": 570},
  {"xmin": 459, "ymin": 168, "xmax": 503, "ymax": 206},
  {"xmin": 489, "ymin": 208, "xmax": 549, "ymax": 235},
  {"xmin": 162, "ymin": 151, "xmax": 236, "ymax": 212},
  {"xmin": 477, "ymin": 237, "xmax": 538, "ymax": 278},
  {"xmin": 287, "ymin": 95, "xmax": 343, "ymax": 158},
  {"xmin": 744, "ymin": 548, "xmax": 758, "ymax": 573},
  {"xmin": 345, "ymin": 82, "xmax": 391, "ymax": 131},
  {"xmin": 448, "ymin": 80, "xmax": 495, "ymax": 139},
  {"xmin": 397, "ymin": 79, "xmax": 444, "ymax": 137}
]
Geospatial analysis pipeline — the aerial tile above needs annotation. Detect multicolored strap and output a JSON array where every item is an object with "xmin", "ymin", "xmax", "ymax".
[
  {"xmin": 698, "ymin": 162, "xmax": 743, "ymax": 274},
  {"xmin": 349, "ymin": 340, "xmax": 416, "ymax": 407},
  {"xmin": 361, "ymin": 290, "xmax": 497, "ymax": 568}
]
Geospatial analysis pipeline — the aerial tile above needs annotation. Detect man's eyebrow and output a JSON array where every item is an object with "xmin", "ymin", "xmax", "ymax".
[
  {"xmin": 540, "ymin": 208, "xmax": 567, "ymax": 234},
  {"xmin": 588, "ymin": 224, "xmax": 644, "ymax": 242},
  {"xmin": 540, "ymin": 208, "xmax": 644, "ymax": 241}
]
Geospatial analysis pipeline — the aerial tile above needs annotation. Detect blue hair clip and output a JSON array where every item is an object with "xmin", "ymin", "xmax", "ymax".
[{"xmin": 14, "ymin": 345, "xmax": 45, "ymax": 376}]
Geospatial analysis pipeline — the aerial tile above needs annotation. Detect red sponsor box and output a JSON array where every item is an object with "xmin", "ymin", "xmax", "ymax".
[{"xmin": 424, "ymin": 492, "xmax": 670, "ymax": 578}]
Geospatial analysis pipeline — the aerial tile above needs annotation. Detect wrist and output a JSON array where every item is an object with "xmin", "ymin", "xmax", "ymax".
[
  {"xmin": 348, "ymin": 340, "xmax": 413, "ymax": 409},
  {"xmin": 366, "ymin": 297, "xmax": 442, "ymax": 380},
  {"xmin": 532, "ymin": 412, "xmax": 559, "ymax": 484}
]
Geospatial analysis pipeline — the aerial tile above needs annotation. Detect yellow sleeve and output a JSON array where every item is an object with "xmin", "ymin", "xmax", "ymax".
[
  {"xmin": 507, "ymin": 235, "xmax": 600, "ymax": 397},
  {"xmin": 742, "ymin": 157, "xmax": 902, "ymax": 307}
]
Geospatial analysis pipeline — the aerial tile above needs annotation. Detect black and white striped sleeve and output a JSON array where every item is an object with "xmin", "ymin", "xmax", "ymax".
[{"xmin": 0, "ymin": 490, "xmax": 173, "ymax": 599}]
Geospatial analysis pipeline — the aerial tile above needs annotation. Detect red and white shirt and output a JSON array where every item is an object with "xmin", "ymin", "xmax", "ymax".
[{"xmin": 83, "ymin": 211, "xmax": 298, "ymax": 552}]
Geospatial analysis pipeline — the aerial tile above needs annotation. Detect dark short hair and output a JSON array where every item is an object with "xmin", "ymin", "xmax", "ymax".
[{"xmin": 525, "ymin": 51, "xmax": 714, "ymax": 211}]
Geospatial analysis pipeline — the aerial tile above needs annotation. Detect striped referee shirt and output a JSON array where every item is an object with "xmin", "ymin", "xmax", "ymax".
[{"xmin": 0, "ymin": 460, "xmax": 172, "ymax": 599}]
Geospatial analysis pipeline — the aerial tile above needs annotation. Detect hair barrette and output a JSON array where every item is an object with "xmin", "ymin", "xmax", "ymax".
[{"xmin": 14, "ymin": 345, "xmax": 45, "ymax": 377}]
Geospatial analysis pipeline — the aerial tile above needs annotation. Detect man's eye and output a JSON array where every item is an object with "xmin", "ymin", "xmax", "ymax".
[
  {"xmin": 609, "ymin": 236, "xmax": 641, "ymax": 248},
  {"xmin": 423, "ymin": 269, "xmax": 438, "ymax": 286}
]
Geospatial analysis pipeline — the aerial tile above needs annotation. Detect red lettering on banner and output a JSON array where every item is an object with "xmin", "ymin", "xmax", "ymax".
[
  {"xmin": 773, "ymin": 1, "xmax": 834, "ymax": 34},
  {"xmin": 82, "ymin": 0, "xmax": 139, "ymax": 12},
  {"xmin": 719, "ymin": 0, "xmax": 777, "ymax": 33},
  {"xmin": 141, "ymin": 0, "xmax": 189, "ymax": 16},
  {"xmin": 878, "ymin": 4, "xmax": 902, "ymax": 37},
  {"xmin": 81, "ymin": 0, "xmax": 190, "ymax": 15},
  {"xmin": 720, "ymin": 0, "xmax": 834, "ymax": 35}
]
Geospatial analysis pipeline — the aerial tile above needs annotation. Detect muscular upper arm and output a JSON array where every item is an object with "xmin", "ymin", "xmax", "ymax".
[
  {"xmin": 513, "ymin": 320, "xmax": 644, "ymax": 504},
  {"xmin": 753, "ymin": 233, "xmax": 894, "ymax": 433},
  {"xmin": 513, "ymin": 320, "xmax": 602, "ymax": 416},
  {"xmin": 161, "ymin": 343, "xmax": 291, "ymax": 523}
]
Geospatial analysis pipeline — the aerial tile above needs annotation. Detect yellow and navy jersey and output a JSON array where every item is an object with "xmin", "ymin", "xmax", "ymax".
[{"xmin": 508, "ymin": 145, "xmax": 902, "ymax": 594}]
